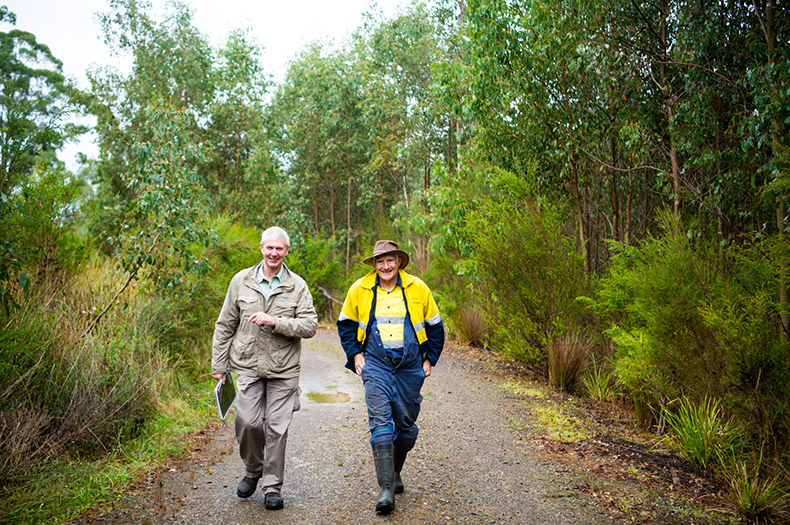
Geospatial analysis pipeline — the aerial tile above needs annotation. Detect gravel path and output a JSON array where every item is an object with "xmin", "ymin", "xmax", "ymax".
[{"xmin": 85, "ymin": 328, "xmax": 619, "ymax": 524}]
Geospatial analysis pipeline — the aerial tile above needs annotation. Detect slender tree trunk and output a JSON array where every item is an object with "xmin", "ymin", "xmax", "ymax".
[
  {"xmin": 610, "ymin": 135, "xmax": 620, "ymax": 242},
  {"xmin": 626, "ymin": 169, "xmax": 633, "ymax": 243},
  {"xmin": 778, "ymin": 200, "xmax": 788, "ymax": 337},
  {"xmin": 329, "ymin": 183, "xmax": 336, "ymax": 236},
  {"xmin": 313, "ymin": 181, "xmax": 319, "ymax": 236},
  {"xmin": 658, "ymin": 0, "xmax": 681, "ymax": 223},
  {"xmin": 447, "ymin": 116, "xmax": 456, "ymax": 175},
  {"xmin": 346, "ymin": 177, "xmax": 352, "ymax": 278},
  {"xmin": 569, "ymin": 152, "xmax": 590, "ymax": 277},
  {"xmin": 234, "ymin": 121, "xmax": 242, "ymax": 216}
]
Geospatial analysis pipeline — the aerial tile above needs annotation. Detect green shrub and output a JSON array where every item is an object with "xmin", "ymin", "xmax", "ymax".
[
  {"xmin": 701, "ymin": 234, "xmax": 790, "ymax": 456},
  {"xmin": 595, "ymin": 216, "xmax": 727, "ymax": 426},
  {"xmin": 0, "ymin": 250, "xmax": 219, "ymax": 523},
  {"xmin": 663, "ymin": 396, "xmax": 742, "ymax": 472},
  {"xmin": 581, "ymin": 354, "xmax": 619, "ymax": 402},
  {"xmin": 724, "ymin": 455, "xmax": 790, "ymax": 522},
  {"xmin": 286, "ymin": 233, "xmax": 346, "ymax": 320},
  {"xmin": 462, "ymin": 171, "xmax": 589, "ymax": 366},
  {"xmin": 0, "ymin": 282, "xmax": 161, "ymax": 475}
]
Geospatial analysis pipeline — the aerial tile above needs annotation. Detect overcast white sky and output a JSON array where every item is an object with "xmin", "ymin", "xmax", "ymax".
[{"xmin": 3, "ymin": 0, "xmax": 409, "ymax": 168}]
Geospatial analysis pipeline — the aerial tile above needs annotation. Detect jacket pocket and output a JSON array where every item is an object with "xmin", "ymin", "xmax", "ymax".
[
  {"xmin": 271, "ymin": 333, "xmax": 297, "ymax": 368},
  {"xmin": 232, "ymin": 332, "xmax": 257, "ymax": 367},
  {"xmin": 238, "ymin": 295, "xmax": 261, "ymax": 322}
]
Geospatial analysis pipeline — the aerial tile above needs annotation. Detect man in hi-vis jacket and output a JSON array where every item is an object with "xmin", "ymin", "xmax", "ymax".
[{"xmin": 337, "ymin": 240, "xmax": 445, "ymax": 514}]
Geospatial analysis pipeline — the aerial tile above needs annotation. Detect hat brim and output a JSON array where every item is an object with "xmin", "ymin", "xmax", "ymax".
[{"xmin": 363, "ymin": 250, "xmax": 409, "ymax": 270}]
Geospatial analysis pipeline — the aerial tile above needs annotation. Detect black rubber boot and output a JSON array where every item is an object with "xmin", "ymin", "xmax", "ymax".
[
  {"xmin": 393, "ymin": 448, "xmax": 407, "ymax": 494},
  {"xmin": 372, "ymin": 444, "xmax": 395, "ymax": 514}
]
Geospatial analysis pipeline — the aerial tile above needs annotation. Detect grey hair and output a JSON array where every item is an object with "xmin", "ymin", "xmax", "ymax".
[{"xmin": 261, "ymin": 227, "xmax": 290, "ymax": 247}]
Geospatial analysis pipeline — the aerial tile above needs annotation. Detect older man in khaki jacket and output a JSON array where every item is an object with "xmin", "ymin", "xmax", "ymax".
[{"xmin": 212, "ymin": 226, "xmax": 317, "ymax": 510}]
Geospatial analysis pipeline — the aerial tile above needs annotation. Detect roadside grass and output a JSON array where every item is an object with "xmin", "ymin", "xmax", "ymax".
[
  {"xmin": 0, "ymin": 381, "xmax": 215, "ymax": 524},
  {"xmin": 662, "ymin": 396, "xmax": 790, "ymax": 521},
  {"xmin": 580, "ymin": 354, "xmax": 620, "ymax": 402},
  {"xmin": 0, "ymin": 257, "xmax": 220, "ymax": 524},
  {"xmin": 662, "ymin": 396, "xmax": 742, "ymax": 473},
  {"xmin": 494, "ymin": 369, "xmax": 739, "ymax": 524},
  {"xmin": 501, "ymin": 380, "xmax": 546, "ymax": 399},
  {"xmin": 725, "ymin": 458, "xmax": 790, "ymax": 523},
  {"xmin": 531, "ymin": 406, "xmax": 597, "ymax": 442},
  {"xmin": 500, "ymin": 378, "xmax": 602, "ymax": 441}
]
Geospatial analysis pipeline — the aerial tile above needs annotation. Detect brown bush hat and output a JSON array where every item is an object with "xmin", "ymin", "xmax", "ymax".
[{"xmin": 363, "ymin": 240, "xmax": 410, "ymax": 269}]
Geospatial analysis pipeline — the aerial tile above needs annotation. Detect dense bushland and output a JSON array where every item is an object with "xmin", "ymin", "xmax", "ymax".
[{"xmin": 1, "ymin": 0, "xmax": 789, "ymax": 521}]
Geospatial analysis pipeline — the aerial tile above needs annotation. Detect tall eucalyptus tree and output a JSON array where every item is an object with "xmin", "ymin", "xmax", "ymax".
[
  {"xmin": 0, "ymin": 6, "xmax": 86, "ymax": 310},
  {"xmin": 266, "ymin": 43, "xmax": 369, "ymax": 250}
]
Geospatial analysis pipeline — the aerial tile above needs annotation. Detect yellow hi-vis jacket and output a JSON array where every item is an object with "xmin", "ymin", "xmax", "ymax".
[{"xmin": 337, "ymin": 269, "xmax": 444, "ymax": 372}]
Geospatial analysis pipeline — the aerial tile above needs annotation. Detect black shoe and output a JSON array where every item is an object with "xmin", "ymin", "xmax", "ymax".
[
  {"xmin": 264, "ymin": 491, "xmax": 284, "ymax": 510},
  {"xmin": 237, "ymin": 475, "xmax": 261, "ymax": 498}
]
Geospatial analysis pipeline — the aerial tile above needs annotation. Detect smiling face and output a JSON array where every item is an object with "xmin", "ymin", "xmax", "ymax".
[
  {"xmin": 374, "ymin": 254, "xmax": 401, "ymax": 289},
  {"xmin": 260, "ymin": 236, "xmax": 289, "ymax": 277}
]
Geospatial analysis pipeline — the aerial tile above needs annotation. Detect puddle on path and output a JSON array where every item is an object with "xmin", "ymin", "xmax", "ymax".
[{"xmin": 305, "ymin": 391, "xmax": 351, "ymax": 404}]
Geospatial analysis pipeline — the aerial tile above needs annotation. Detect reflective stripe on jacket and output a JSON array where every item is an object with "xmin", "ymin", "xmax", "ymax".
[{"xmin": 337, "ymin": 269, "xmax": 444, "ymax": 371}]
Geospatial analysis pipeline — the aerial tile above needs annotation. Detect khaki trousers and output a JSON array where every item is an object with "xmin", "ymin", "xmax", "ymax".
[{"xmin": 235, "ymin": 375, "xmax": 301, "ymax": 493}]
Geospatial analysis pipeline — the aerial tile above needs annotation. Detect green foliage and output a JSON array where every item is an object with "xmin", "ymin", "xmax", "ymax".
[
  {"xmin": 87, "ymin": 0, "xmax": 216, "ymax": 246},
  {"xmin": 0, "ymin": 250, "xmax": 221, "ymax": 524},
  {"xmin": 285, "ymin": 233, "xmax": 346, "ymax": 320},
  {"xmin": 462, "ymin": 170, "xmax": 589, "ymax": 365},
  {"xmin": 0, "ymin": 285, "xmax": 160, "ymax": 476},
  {"xmin": 204, "ymin": 28, "xmax": 271, "ymax": 218},
  {"xmin": 581, "ymin": 354, "xmax": 620, "ymax": 402},
  {"xmin": 594, "ymin": 214, "xmax": 790, "ymax": 470},
  {"xmin": 663, "ymin": 396, "xmax": 742, "ymax": 472},
  {"xmin": 265, "ymin": 41, "xmax": 369, "ymax": 241},
  {"xmin": 0, "ymin": 15, "xmax": 83, "ymax": 195},
  {"xmin": 596, "ymin": 216, "xmax": 726, "ymax": 425},
  {"xmin": 0, "ymin": 11, "xmax": 86, "ymax": 311},
  {"xmin": 3, "ymin": 154, "xmax": 89, "ymax": 286},
  {"xmin": 116, "ymin": 100, "xmax": 217, "ymax": 293},
  {"xmin": 724, "ymin": 454, "xmax": 790, "ymax": 523}
]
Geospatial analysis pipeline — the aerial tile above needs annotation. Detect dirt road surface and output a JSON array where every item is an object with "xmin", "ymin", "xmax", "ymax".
[{"xmin": 80, "ymin": 328, "xmax": 704, "ymax": 525}]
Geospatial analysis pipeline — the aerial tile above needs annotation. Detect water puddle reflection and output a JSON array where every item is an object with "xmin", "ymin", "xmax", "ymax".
[{"xmin": 306, "ymin": 391, "xmax": 351, "ymax": 404}]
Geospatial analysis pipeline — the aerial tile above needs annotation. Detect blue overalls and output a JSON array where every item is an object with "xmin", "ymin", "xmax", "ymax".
[{"xmin": 361, "ymin": 282, "xmax": 426, "ymax": 453}]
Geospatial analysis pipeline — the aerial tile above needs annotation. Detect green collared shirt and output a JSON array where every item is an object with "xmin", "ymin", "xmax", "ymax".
[{"xmin": 257, "ymin": 263, "xmax": 286, "ymax": 300}]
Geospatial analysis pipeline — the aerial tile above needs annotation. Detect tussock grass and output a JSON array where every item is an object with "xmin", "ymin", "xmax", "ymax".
[
  {"xmin": 725, "ymin": 456, "xmax": 790, "ymax": 523},
  {"xmin": 663, "ymin": 396, "xmax": 741, "ymax": 472},
  {"xmin": 456, "ymin": 307, "xmax": 488, "ymax": 347},
  {"xmin": 582, "ymin": 354, "xmax": 620, "ymax": 402},
  {"xmin": 548, "ymin": 329, "xmax": 593, "ymax": 394}
]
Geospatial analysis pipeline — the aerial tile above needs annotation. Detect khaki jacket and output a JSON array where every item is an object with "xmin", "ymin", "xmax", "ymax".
[{"xmin": 212, "ymin": 262, "xmax": 317, "ymax": 379}]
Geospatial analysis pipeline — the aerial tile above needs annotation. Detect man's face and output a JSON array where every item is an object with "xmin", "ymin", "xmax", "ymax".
[
  {"xmin": 260, "ymin": 237, "xmax": 289, "ymax": 272},
  {"xmin": 374, "ymin": 255, "xmax": 400, "ymax": 285}
]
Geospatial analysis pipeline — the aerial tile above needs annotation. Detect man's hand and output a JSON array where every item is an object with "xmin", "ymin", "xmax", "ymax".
[
  {"xmin": 423, "ymin": 360, "xmax": 432, "ymax": 377},
  {"xmin": 212, "ymin": 372, "xmax": 226, "ymax": 383},
  {"xmin": 353, "ymin": 353, "xmax": 366, "ymax": 376},
  {"xmin": 249, "ymin": 311, "xmax": 277, "ymax": 327}
]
